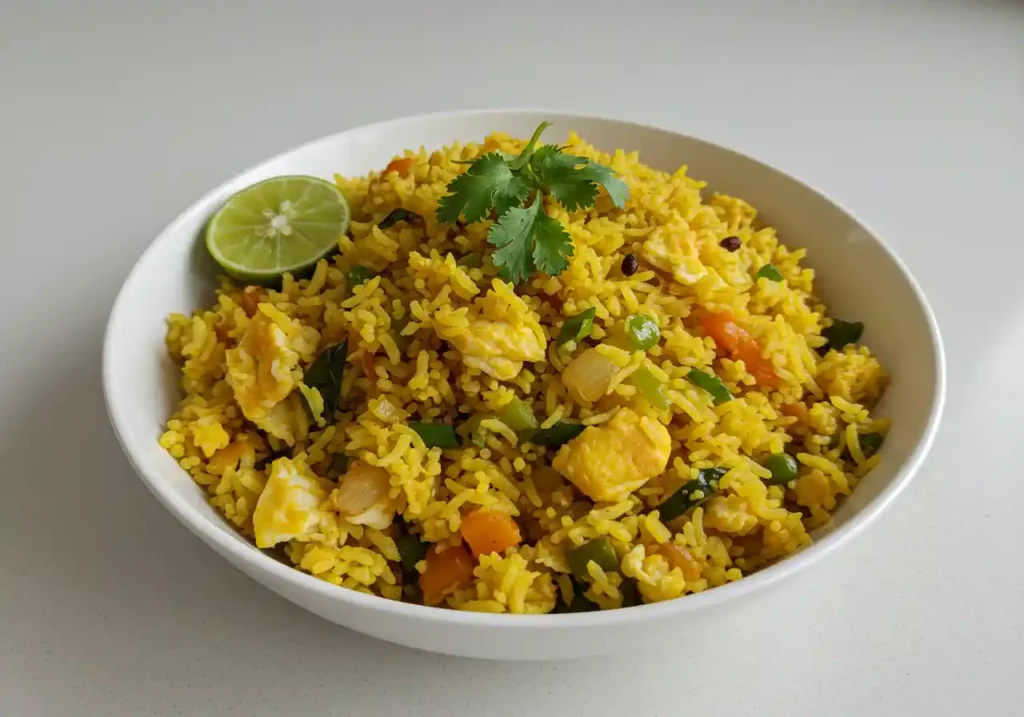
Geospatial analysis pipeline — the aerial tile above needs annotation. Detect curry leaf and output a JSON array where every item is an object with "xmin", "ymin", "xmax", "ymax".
[
  {"xmin": 377, "ymin": 208, "xmax": 422, "ymax": 230},
  {"xmin": 436, "ymin": 153, "xmax": 530, "ymax": 224},
  {"xmin": 301, "ymin": 341, "xmax": 348, "ymax": 422}
]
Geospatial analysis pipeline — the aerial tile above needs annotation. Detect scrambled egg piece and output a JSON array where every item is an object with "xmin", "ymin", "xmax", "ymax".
[
  {"xmin": 207, "ymin": 435, "xmax": 261, "ymax": 475},
  {"xmin": 553, "ymin": 408, "xmax": 672, "ymax": 503},
  {"xmin": 702, "ymin": 494, "xmax": 759, "ymax": 535},
  {"xmin": 641, "ymin": 226, "xmax": 706, "ymax": 285},
  {"xmin": 621, "ymin": 547, "xmax": 687, "ymax": 603},
  {"xmin": 191, "ymin": 417, "xmax": 231, "ymax": 458},
  {"xmin": 225, "ymin": 312, "xmax": 300, "ymax": 423},
  {"xmin": 252, "ymin": 458, "xmax": 328, "ymax": 548},
  {"xmin": 253, "ymin": 392, "xmax": 310, "ymax": 446},
  {"xmin": 449, "ymin": 318, "xmax": 545, "ymax": 381}
]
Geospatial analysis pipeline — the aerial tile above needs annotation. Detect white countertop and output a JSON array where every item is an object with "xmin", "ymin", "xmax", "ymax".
[{"xmin": 2, "ymin": 1, "xmax": 1022, "ymax": 714}]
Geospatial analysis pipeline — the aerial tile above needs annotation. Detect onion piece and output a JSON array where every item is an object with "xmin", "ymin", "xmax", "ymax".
[
  {"xmin": 561, "ymin": 347, "xmax": 619, "ymax": 404},
  {"xmin": 334, "ymin": 460, "xmax": 390, "ymax": 517}
]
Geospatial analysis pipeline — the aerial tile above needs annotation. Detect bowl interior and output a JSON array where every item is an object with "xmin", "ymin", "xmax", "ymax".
[{"xmin": 105, "ymin": 110, "xmax": 942, "ymax": 613}]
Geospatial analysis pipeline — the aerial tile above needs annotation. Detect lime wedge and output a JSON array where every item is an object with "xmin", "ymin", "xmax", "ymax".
[{"xmin": 205, "ymin": 175, "xmax": 349, "ymax": 282}]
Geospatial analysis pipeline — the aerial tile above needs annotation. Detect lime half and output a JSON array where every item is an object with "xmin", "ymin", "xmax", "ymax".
[{"xmin": 205, "ymin": 175, "xmax": 349, "ymax": 283}]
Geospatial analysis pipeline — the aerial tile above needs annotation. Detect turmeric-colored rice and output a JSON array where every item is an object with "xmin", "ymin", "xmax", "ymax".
[{"xmin": 159, "ymin": 129, "xmax": 889, "ymax": 613}]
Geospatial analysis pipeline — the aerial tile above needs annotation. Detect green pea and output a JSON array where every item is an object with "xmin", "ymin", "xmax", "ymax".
[
  {"xmin": 408, "ymin": 421, "xmax": 460, "ymax": 448},
  {"xmin": 686, "ymin": 368, "xmax": 733, "ymax": 405},
  {"xmin": 347, "ymin": 265, "xmax": 377, "ymax": 288},
  {"xmin": 566, "ymin": 537, "xmax": 620, "ymax": 582},
  {"xmin": 557, "ymin": 307, "xmax": 597, "ymax": 347},
  {"xmin": 762, "ymin": 453, "xmax": 799, "ymax": 484},
  {"xmin": 624, "ymin": 313, "xmax": 661, "ymax": 351}
]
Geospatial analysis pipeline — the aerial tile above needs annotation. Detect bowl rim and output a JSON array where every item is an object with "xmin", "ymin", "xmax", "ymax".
[{"xmin": 102, "ymin": 107, "xmax": 946, "ymax": 629}]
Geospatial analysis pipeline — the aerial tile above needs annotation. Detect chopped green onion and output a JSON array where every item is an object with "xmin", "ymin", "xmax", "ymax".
[
  {"xmin": 566, "ymin": 536, "xmax": 619, "ymax": 582},
  {"xmin": 456, "ymin": 253, "xmax": 483, "ymax": 268},
  {"xmin": 686, "ymin": 368, "xmax": 733, "ymax": 405},
  {"xmin": 821, "ymin": 319, "xmax": 864, "ymax": 352},
  {"xmin": 755, "ymin": 264, "xmax": 784, "ymax": 282},
  {"xmin": 557, "ymin": 307, "xmax": 597, "ymax": 347},
  {"xmin": 377, "ymin": 208, "xmax": 422, "ymax": 230},
  {"xmin": 658, "ymin": 467, "xmax": 727, "ymax": 521},
  {"xmin": 409, "ymin": 421, "xmax": 460, "ymax": 448},
  {"xmin": 762, "ymin": 453, "xmax": 799, "ymax": 484},
  {"xmin": 527, "ymin": 420, "xmax": 586, "ymax": 448},
  {"xmin": 397, "ymin": 533, "xmax": 427, "ymax": 573},
  {"xmin": 623, "ymin": 313, "xmax": 660, "ymax": 351},
  {"xmin": 629, "ymin": 366, "xmax": 670, "ymax": 410},
  {"xmin": 498, "ymin": 398, "xmax": 539, "ymax": 433},
  {"xmin": 347, "ymin": 265, "xmax": 377, "ymax": 288}
]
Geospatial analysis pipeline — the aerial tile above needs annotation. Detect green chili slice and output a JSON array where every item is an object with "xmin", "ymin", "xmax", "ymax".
[
  {"xmin": 557, "ymin": 307, "xmax": 597, "ymax": 347},
  {"xmin": 686, "ymin": 368, "xmax": 733, "ymax": 405},
  {"xmin": 658, "ymin": 467, "xmax": 727, "ymax": 521},
  {"xmin": 409, "ymin": 421, "xmax": 460, "ymax": 448}
]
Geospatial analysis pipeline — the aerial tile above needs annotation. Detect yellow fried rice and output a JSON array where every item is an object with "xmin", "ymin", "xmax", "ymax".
[{"xmin": 159, "ymin": 130, "xmax": 889, "ymax": 614}]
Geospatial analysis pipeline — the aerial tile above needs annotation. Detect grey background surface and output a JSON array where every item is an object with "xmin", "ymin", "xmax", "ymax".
[{"xmin": 1, "ymin": 1, "xmax": 1022, "ymax": 715}]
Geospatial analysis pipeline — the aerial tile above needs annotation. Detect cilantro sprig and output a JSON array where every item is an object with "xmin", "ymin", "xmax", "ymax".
[{"xmin": 436, "ymin": 122, "xmax": 629, "ymax": 284}]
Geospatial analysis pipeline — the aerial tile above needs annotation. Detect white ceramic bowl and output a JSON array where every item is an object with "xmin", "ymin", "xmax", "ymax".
[{"xmin": 103, "ymin": 110, "xmax": 945, "ymax": 660}]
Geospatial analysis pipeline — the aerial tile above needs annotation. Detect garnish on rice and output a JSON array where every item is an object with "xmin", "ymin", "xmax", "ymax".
[{"xmin": 436, "ymin": 122, "xmax": 630, "ymax": 284}]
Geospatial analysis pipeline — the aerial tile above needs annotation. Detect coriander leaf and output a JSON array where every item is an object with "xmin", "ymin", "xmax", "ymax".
[
  {"xmin": 531, "ymin": 211, "xmax": 574, "ymax": 276},
  {"xmin": 531, "ymin": 148, "xmax": 630, "ymax": 210},
  {"xmin": 488, "ymin": 195, "xmax": 576, "ymax": 282},
  {"xmin": 493, "ymin": 175, "xmax": 530, "ymax": 218},
  {"xmin": 441, "ymin": 122, "xmax": 624, "ymax": 284},
  {"xmin": 509, "ymin": 121, "xmax": 552, "ymax": 171},
  {"xmin": 488, "ymin": 198, "xmax": 540, "ymax": 284},
  {"xmin": 530, "ymin": 147, "xmax": 598, "ymax": 211},
  {"xmin": 575, "ymin": 160, "xmax": 629, "ymax": 209},
  {"xmin": 437, "ymin": 153, "xmax": 529, "ymax": 224}
]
